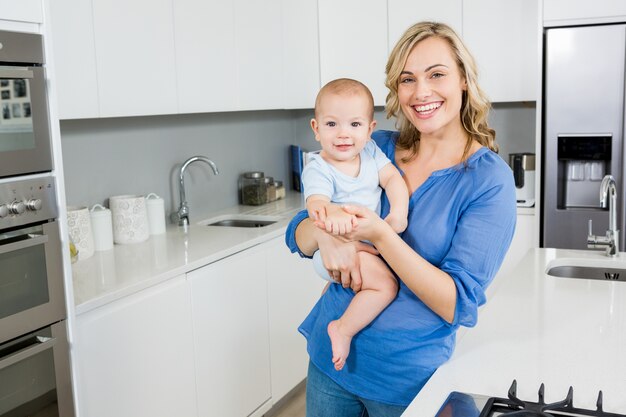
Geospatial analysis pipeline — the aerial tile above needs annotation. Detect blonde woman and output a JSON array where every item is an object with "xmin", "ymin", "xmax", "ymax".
[{"xmin": 286, "ymin": 21, "xmax": 516, "ymax": 416}]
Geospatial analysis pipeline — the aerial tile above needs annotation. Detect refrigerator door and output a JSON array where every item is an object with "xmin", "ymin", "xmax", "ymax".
[{"xmin": 543, "ymin": 24, "xmax": 626, "ymax": 249}]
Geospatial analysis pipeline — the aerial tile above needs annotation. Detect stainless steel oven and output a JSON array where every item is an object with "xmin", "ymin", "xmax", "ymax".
[
  {"xmin": 0, "ymin": 176, "xmax": 74, "ymax": 417},
  {"xmin": 0, "ymin": 30, "xmax": 53, "ymax": 179}
]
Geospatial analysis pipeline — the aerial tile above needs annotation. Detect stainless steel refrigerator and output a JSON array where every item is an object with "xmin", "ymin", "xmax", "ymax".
[{"xmin": 542, "ymin": 24, "xmax": 626, "ymax": 250}]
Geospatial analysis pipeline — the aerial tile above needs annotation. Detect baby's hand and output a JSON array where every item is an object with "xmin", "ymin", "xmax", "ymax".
[
  {"xmin": 384, "ymin": 212, "xmax": 408, "ymax": 234},
  {"xmin": 317, "ymin": 205, "xmax": 358, "ymax": 235}
]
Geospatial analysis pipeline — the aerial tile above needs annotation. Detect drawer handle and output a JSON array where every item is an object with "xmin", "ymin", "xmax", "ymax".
[
  {"xmin": 0, "ymin": 335, "xmax": 56, "ymax": 371},
  {"xmin": 0, "ymin": 67, "xmax": 34, "ymax": 79},
  {"xmin": 0, "ymin": 233, "xmax": 48, "ymax": 255}
]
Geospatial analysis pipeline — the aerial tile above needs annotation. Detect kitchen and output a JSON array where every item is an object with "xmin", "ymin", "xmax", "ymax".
[{"xmin": 0, "ymin": 0, "xmax": 625, "ymax": 416}]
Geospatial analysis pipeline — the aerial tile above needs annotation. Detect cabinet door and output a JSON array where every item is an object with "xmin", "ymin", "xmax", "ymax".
[
  {"xmin": 0, "ymin": 0, "xmax": 42, "ymax": 23},
  {"xmin": 173, "ymin": 0, "xmax": 237, "ymax": 113},
  {"xmin": 48, "ymin": 0, "xmax": 99, "ymax": 119},
  {"xmin": 75, "ymin": 276, "xmax": 197, "ymax": 417},
  {"xmin": 318, "ymin": 0, "xmax": 388, "ymax": 106},
  {"xmin": 234, "ymin": 0, "xmax": 283, "ymax": 110},
  {"xmin": 544, "ymin": 0, "xmax": 626, "ymax": 25},
  {"xmin": 189, "ymin": 246, "xmax": 271, "ymax": 417},
  {"xmin": 92, "ymin": 0, "xmax": 177, "ymax": 117},
  {"xmin": 462, "ymin": 0, "xmax": 539, "ymax": 103},
  {"xmin": 495, "ymin": 213, "xmax": 536, "ymax": 280},
  {"xmin": 282, "ymin": 0, "xmax": 320, "ymax": 109},
  {"xmin": 388, "ymin": 0, "xmax": 462, "ymax": 52},
  {"xmin": 266, "ymin": 237, "xmax": 326, "ymax": 403}
]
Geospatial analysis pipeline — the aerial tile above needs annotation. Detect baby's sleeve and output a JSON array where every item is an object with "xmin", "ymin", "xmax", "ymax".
[
  {"xmin": 302, "ymin": 157, "xmax": 334, "ymax": 201},
  {"xmin": 365, "ymin": 140, "xmax": 392, "ymax": 171}
]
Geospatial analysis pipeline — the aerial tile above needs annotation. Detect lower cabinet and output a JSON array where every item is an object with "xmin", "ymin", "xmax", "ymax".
[
  {"xmin": 74, "ymin": 235, "xmax": 324, "ymax": 417},
  {"xmin": 188, "ymin": 245, "xmax": 272, "ymax": 417},
  {"xmin": 74, "ymin": 275, "xmax": 198, "ymax": 417}
]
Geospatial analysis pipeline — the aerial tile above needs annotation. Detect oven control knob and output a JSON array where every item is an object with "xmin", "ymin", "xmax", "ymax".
[
  {"xmin": 26, "ymin": 198, "xmax": 43, "ymax": 211},
  {"xmin": 8, "ymin": 201, "xmax": 26, "ymax": 215},
  {"xmin": 0, "ymin": 205, "xmax": 8, "ymax": 218}
]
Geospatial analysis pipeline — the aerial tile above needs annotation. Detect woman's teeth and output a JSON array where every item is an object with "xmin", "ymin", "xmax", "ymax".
[{"xmin": 414, "ymin": 103, "xmax": 441, "ymax": 113}]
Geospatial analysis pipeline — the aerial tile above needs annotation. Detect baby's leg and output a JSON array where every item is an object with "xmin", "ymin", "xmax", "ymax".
[{"xmin": 327, "ymin": 252, "xmax": 398, "ymax": 371}]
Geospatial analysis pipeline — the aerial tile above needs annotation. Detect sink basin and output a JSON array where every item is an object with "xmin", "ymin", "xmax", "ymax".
[
  {"xmin": 545, "ymin": 256, "xmax": 626, "ymax": 282},
  {"xmin": 199, "ymin": 214, "xmax": 280, "ymax": 228}
]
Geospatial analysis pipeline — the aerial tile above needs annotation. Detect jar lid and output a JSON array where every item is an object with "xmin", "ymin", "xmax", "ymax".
[
  {"xmin": 263, "ymin": 177, "xmax": 274, "ymax": 184},
  {"xmin": 273, "ymin": 180, "xmax": 283, "ymax": 187},
  {"xmin": 243, "ymin": 171, "xmax": 264, "ymax": 179}
]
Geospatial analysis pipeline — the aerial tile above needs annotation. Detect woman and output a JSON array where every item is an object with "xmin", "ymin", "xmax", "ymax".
[{"xmin": 286, "ymin": 21, "xmax": 516, "ymax": 416}]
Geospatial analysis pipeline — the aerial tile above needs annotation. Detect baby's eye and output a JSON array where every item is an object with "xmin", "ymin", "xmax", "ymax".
[
  {"xmin": 326, "ymin": 121, "xmax": 336, "ymax": 127},
  {"xmin": 351, "ymin": 122, "xmax": 361, "ymax": 127}
]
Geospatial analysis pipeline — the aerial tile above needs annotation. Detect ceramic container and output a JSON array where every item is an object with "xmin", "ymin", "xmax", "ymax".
[
  {"xmin": 90, "ymin": 204, "xmax": 114, "ymax": 251},
  {"xmin": 145, "ymin": 193, "xmax": 166, "ymax": 235},
  {"xmin": 67, "ymin": 205, "xmax": 95, "ymax": 260},
  {"xmin": 109, "ymin": 195, "xmax": 149, "ymax": 244}
]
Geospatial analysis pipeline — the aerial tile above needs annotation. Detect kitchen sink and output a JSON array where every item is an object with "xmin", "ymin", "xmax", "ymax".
[
  {"xmin": 199, "ymin": 214, "xmax": 280, "ymax": 228},
  {"xmin": 545, "ymin": 256, "xmax": 626, "ymax": 282}
]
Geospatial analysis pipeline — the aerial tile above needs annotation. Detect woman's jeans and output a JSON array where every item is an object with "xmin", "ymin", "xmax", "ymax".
[{"xmin": 306, "ymin": 362, "xmax": 407, "ymax": 417}]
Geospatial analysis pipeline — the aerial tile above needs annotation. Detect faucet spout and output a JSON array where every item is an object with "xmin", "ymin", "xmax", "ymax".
[
  {"xmin": 173, "ymin": 156, "xmax": 219, "ymax": 226},
  {"xmin": 588, "ymin": 175, "xmax": 619, "ymax": 257}
]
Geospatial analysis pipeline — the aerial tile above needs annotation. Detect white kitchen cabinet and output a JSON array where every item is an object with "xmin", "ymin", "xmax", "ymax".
[
  {"xmin": 318, "ymin": 0, "xmax": 388, "ymax": 106},
  {"xmin": 172, "ymin": 0, "xmax": 237, "ymax": 113},
  {"xmin": 544, "ymin": 0, "xmax": 626, "ymax": 26},
  {"xmin": 74, "ymin": 275, "xmax": 197, "ymax": 417},
  {"xmin": 188, "ymin": 245, "xmax": 272, "ymax": 417},
  {"xmin": 462, "ymin": 0, "xmax": 539, "ymax": 103},
  {"xmin": 0, "ymin": 0, "xmax": 42, "ymax": 23},
  {"xmin": 282, "ymin": 0, "xmax": 320, "ymax": 109},
  {"xmin": 48, "ymin": 0, "xmax": 100, "ymax": 119},
  {"xmin": 387, "ymin": 0, "xmax": 462, "ymax": 52},
  {"xmin": 266, "ymin": 237, "xmax": 325, "ymax": 403},
  {"xmin": 496, "ymin": 212, "xmax": 536, "ymax": 280},
  {"xmin": 91, "ymin": 0, "xmax": 177, "ymax": 117}
]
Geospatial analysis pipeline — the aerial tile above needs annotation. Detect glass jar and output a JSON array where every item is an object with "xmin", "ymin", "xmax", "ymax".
[
  {"xmin": 273, "ymin": 180, "xmax": 285, "ymax": 200},
  {"xmin": 240, "ymin": 172, "xmax": 267, "ymax": 205},
  {"xmin": 264, "ymin": 176, "xmax": 276, "ymax": 202}
]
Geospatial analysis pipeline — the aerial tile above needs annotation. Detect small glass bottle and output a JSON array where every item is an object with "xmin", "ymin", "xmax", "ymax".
[
  {"xmin": 240, "ymin": 172, "xmax": 267, "ymax": 205},
  {"xmin": 264, "ymin": 176, "xmax": 276, "ymax": 202},
  {"xmin": 273, "ymin": 180, "xmax": 285, "ymax": 200}
]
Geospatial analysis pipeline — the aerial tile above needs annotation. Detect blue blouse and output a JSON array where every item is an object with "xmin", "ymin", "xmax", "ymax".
[{"xmin": 285, "ymin": 130, "xmax": 517, "ymax": 406}]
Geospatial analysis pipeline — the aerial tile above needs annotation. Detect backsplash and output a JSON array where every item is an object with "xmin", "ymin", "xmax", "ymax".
[{"xmin": 60, "ymin": 103, "xmax": 534, "ymax": 220}]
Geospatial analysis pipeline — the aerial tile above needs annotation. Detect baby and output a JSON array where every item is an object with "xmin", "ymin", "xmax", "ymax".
[{"xmin": 303, "ymin": 78, "xmax": 409, "ymax": 371}]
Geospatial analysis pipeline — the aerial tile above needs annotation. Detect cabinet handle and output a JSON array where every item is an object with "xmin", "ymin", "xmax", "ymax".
[
  {"xmin": 0, "ymin": 335, "xmax": 56, "ymax": 371},
  {"xmin": 0, "ymin": 233, "xmax": 48, "ymax": 255},
  {"xmin": 0, "ymin": 67, "xmax": 34, "ymax": 79}
]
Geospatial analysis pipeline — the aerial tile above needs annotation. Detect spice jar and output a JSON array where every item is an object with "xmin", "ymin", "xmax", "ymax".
[
  {"xmin": 240, "ymin": 172, "xmax": 267, "ymax": 205},
  {"xmin": 274, "ymin": 180, "xmax": 285, "ymax": 200},
  {"xmin": 264, "ymin": 176, "xmax": 276, "ymax": 202}
]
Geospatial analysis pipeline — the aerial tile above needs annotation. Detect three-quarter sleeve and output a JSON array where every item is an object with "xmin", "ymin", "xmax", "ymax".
[
  {"xmin": 439, "ymin": 176, "xmax": 517, "ymax": 328},
  {"xmin": 285, "ymin": 209, "xmax": 311, "ymax": 258}
]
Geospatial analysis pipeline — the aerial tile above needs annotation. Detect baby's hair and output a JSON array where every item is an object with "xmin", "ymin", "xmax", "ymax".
[{"xmin": 314, "ymin": 78, "xmax": 375, "ymax": 120}]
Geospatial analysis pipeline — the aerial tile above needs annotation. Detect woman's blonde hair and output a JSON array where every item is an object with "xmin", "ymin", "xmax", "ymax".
[{"xmin": 385, "ymin": 21, "xmax": 497, "ymax": 162}]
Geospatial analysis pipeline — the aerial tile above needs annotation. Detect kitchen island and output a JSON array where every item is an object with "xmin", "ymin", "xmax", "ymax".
[{"xmin": 404, "ymin": 248, "xmax": 626, "ymax": 416}]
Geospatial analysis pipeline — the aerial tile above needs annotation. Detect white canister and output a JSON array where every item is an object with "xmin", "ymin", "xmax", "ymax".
[
  {"xmin": 109, "ymin": 195, "xmax": 150, "ymax": 244},
  {"xmin": 67, "ymin": 205, "xmax": 95, "ymax": 260},
  {"xmin": 90, "ymin": 204, "xmax": 114, "ymax": 251},
  {"xmin": 145, "ymin": 193, "xmax": 166, "ymax": 235}
]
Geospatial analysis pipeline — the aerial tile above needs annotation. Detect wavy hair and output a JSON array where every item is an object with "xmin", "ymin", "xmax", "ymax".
[{"xmin": 385, "ymin": 21, "xmax": 497, "ymax": 162}]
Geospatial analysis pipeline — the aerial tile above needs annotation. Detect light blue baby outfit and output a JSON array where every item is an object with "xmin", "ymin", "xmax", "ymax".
[{"xmin": 302, "ymin": 140, "xmax": 391, "ymax": 280}]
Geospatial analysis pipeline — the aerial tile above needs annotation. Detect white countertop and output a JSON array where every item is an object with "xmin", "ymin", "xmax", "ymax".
[
  {"xmin": 71, "ymin": 193, "xmax": 305, "ymax": 315},
  {"xmin": 403, "ymin": 247, "xmax": 626, "ymax": 416}
]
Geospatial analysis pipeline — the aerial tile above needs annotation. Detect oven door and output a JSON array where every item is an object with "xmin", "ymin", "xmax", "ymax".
[
  {"xmin": 0, "ymin": 320, "xmax": 75, "ymax": 417},
  {"xmin": 0, "ymin": 65, "xmax": 53, "ymax": 178},
  {"xmin": 0, "ymin": 221, "xmax": 65, "ymax": 345}
]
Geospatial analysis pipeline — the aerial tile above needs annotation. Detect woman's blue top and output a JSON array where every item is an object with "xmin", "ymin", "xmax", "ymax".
[{"xmin": 285, "ymin": 130, "xmax": 517, "ymax": 406}]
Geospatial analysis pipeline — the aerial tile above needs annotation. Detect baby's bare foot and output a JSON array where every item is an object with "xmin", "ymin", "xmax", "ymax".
[{"xmin": 327, "ymin": 320, "xmax": 353, "ymax": 371}]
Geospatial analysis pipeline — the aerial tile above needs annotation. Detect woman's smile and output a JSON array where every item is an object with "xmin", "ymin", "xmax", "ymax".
[{"xmin": 411, "ymin": 101, "xmax": 443, "ymax": 118}]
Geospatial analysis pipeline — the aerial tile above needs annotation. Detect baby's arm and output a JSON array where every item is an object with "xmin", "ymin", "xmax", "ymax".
[
  {"xmin": 306, "ymin": 195, "xmax": 358, "ymax": 235},
  {"xmin": 379, "ymin": 164, "xmax": 409, "ymax": 233}
]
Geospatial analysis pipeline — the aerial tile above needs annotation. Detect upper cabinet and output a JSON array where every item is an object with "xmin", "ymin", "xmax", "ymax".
[
  {"xmin": 0, "ymin": 0, "xmax": 43, "ymax": 23},
  {"xmin": 544, "ymin": 0, "xmax": 626, "ymax": 26},
  {"xmin": 318, "ymin": 0, "xmax": 388, "ymax": 106},
  {"xmin": 463, "ymin": 0, "xmax": 539, "ymax": 103},
  {"xmin": 388, "ymin": 0, "xmax": 462, "ymax": 51}
]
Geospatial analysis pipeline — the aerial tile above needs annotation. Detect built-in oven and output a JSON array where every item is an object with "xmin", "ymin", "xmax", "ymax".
[
  {"xmin": 0, "ymin": 30, "xmax": 53, "ymax": 179},
  {"xmin": 0, "ymin": 176, "xmax": 74, "ymax": 417}
]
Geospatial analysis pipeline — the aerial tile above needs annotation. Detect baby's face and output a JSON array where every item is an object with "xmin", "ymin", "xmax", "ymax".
[{"xmin": 311, "ymin": 93, "xmax": 375, "ymax": 163}]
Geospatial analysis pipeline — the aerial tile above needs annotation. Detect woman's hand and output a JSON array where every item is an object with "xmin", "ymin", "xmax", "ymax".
[
  {"xmin": 339, "ymin": 204, "xmax": 390, "ymax": 244},
  {"xmin": 314, "ymin": 227, "xmax": 378, "ymax": 292}
]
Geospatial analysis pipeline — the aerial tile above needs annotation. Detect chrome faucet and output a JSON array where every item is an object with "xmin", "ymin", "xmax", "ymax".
[
  {"xmin": 587, "ymin": 174, "xmax": 620, "ymax": 257},
  {"xmin": 171, "ymin": 156, "xmax": 219, "ymax": 226}
]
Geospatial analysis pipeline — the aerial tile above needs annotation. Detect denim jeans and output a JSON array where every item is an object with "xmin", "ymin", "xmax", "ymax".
[{"xmin": 306, "ymin": 362, "xmax": 407, "ymax": 417}]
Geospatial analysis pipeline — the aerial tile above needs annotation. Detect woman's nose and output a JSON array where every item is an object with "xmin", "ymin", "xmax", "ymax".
[{"xmin": 414, "ymin": 80, "xmax": 431, "ymax": 101}]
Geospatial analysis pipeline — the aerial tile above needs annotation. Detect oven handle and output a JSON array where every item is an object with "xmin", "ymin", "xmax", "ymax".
[
  {"xmin": 0, "ymin": 233, "xmax": 48, "ymax": 255},
  {"xmin": 0, "ymin": 67, "xmax": 34, "ymax": 79},
  {"xmin": 0, "ymin": 336, "xmax": 56, "ymax": 371}
]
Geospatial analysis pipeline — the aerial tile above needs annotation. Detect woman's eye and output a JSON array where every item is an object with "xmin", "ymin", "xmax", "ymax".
[
  {"xmin": 400, "ymin": 77, "xmax": 414, "ymax": 84},
  {"xmin": 431, "ymin": 72, "xmax": 445, "ymax": 79},
  {"xmin": 351, "ymin": 122, "xmax": 361, "ymax": 127}
]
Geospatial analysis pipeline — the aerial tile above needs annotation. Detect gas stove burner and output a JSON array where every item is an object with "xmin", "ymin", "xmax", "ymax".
[{"xmin": 479, "ymin": 380, "xmax": 623, "ymax": 417}]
